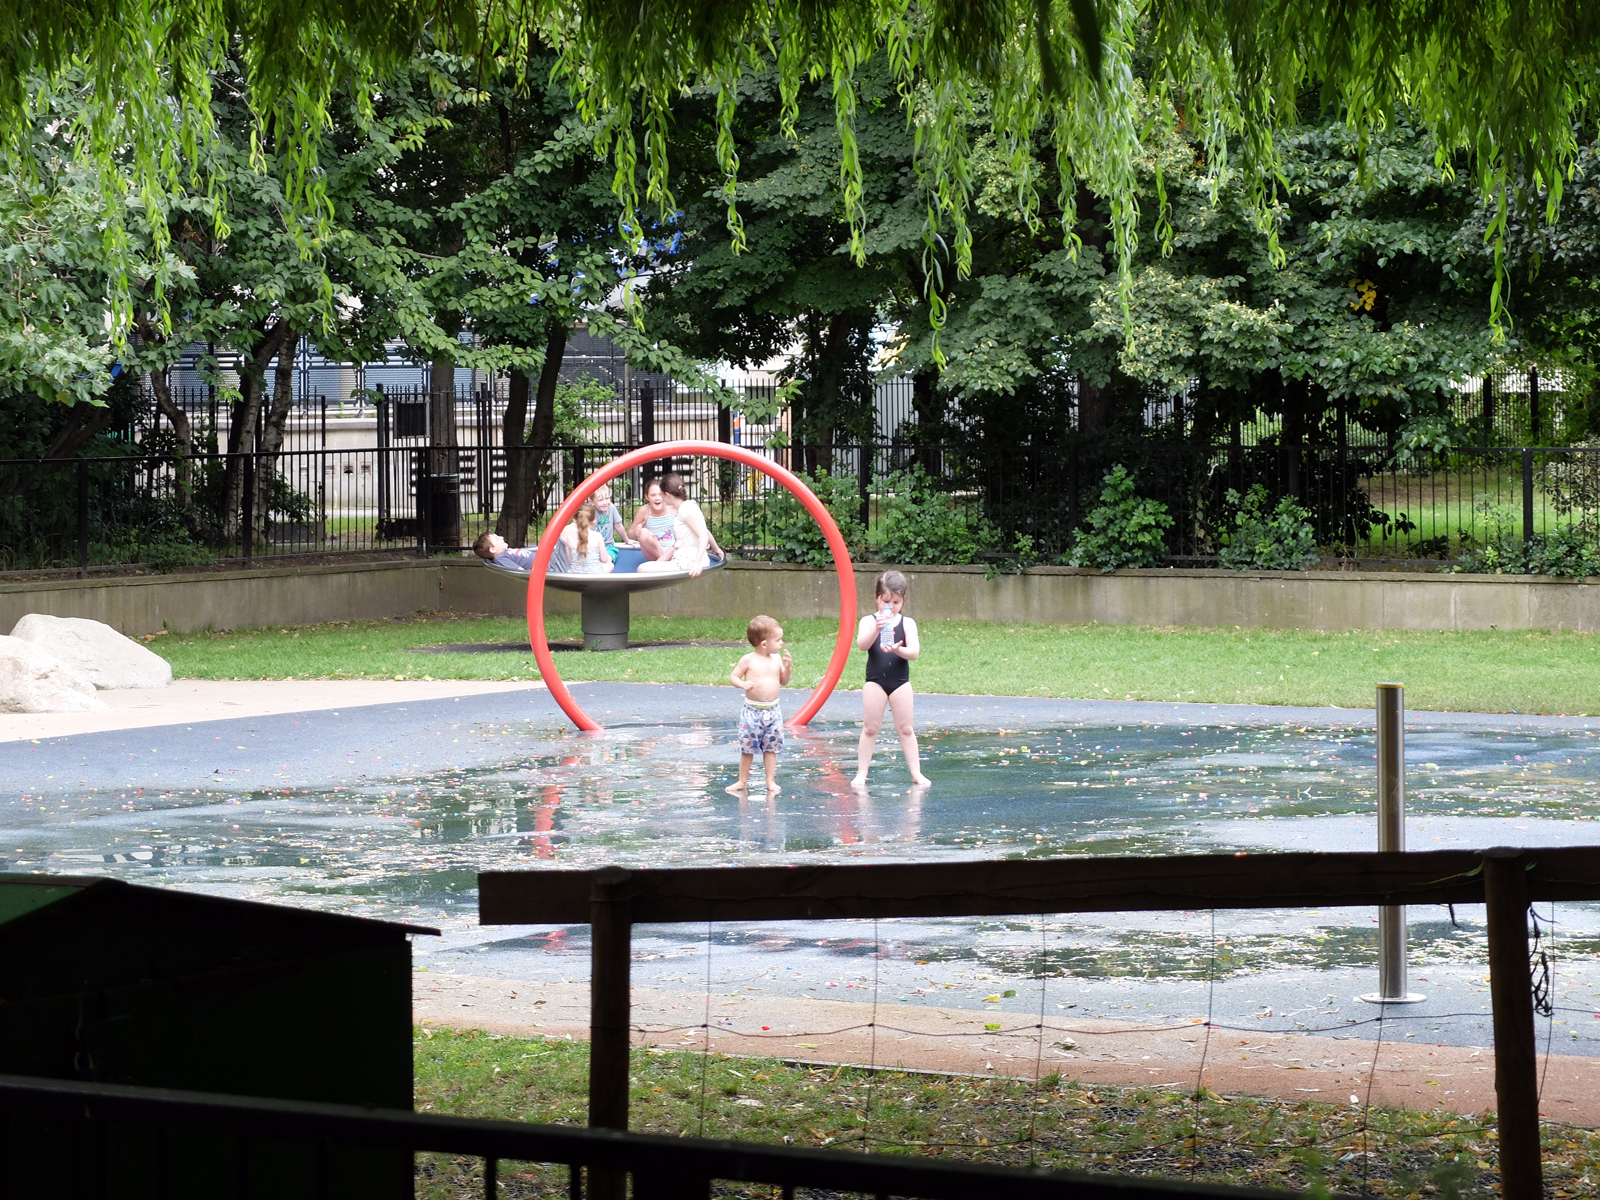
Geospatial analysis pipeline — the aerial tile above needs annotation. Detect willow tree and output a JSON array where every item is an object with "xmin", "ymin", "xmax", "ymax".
[{"xmin": 5, "ymin": 0, "xmax": 1595, "ymax": 387}]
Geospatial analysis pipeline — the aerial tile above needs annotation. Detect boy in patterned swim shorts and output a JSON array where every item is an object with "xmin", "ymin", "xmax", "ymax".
[{"xmin": 726, "ymin": 614, "xmax": 793, "ymax": 795}]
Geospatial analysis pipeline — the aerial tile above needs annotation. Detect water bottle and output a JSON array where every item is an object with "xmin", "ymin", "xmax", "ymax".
[{"xmin": 878, "ymin": 604, "xmax": 895, "ymax": 651}]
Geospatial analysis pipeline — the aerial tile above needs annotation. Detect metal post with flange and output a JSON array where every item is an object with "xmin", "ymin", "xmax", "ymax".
[{"xmin": 1360, "ymin": 682, "xmax": 1425, "ymax": 1005}]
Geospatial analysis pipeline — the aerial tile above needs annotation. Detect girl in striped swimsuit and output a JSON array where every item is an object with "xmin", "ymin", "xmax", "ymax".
[{"xmin": 629, "ymin": 479, "xmax": 677, "ymax": 562}]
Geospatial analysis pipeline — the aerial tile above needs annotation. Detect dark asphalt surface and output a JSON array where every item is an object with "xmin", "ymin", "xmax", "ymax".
[
  {"xmin": 4, "ymin": 684, "xmax": 1598, "ymax": 1057},
  {"xmin": 4, "ymin": 683, "xmax": 1593, "ymax": 799}
]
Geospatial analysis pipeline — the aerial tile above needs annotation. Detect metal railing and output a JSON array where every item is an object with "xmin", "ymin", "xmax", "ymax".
[
  {"xmin": 8, "ymin": 440, "xmax": 1600, "ymax": 574},
  {"xmin": 479, "ymin": 844, "xmax": 1598, "ymax": 1200},
  {"xmin": 0, "ymin": 1072, "xmax": 1296, "ymax": 1199}
]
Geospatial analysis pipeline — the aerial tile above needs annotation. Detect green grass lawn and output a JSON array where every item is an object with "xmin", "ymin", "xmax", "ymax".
[
  {"xmin": 148, "ymin": 613, "xmax": 1600, "ymax": 715},
  {"xmin": 412, "ymin": 1029, "xmax": 1578, "ymax": 1199}
]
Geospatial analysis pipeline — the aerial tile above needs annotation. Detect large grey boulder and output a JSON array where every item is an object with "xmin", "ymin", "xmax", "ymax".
[
  {"xmin": 8, "ymin": 614, "xmax": 172, "ymax": 689},
  {"xmin": 0, "ymin": 637, "xmax": 106, "ymax": 713}
]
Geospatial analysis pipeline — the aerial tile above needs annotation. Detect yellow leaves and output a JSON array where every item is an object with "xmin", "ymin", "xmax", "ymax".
[{"xmin": 1348, "ymin": 277, "xmax": 1378, "ymax": 311}]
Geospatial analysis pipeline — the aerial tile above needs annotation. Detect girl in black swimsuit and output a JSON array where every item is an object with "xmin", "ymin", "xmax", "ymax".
[{"xmin": 851, "ymin": 570, "xmax": 931, "ymax": 788}]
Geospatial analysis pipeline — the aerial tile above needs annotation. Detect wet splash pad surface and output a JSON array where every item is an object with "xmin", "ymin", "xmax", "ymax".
[{"xmin": 5, "ymin": 684, "xmax": 1600, "ymax": 1051}]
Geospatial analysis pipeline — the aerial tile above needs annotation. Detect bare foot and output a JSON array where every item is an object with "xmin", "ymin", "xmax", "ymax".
[
  {"xmin": 725, "ymin": 781, "xmax": 749, "ymax": 795},
  {"xmin": 911, "ymin": 772, "xmax": 932, "ymax": 787},
  {"xmin": 850, "ymin": 774, "xmax": 868, "ymax": 790},
  {"xmin": 766, "ymin": 780, "xmax": 782, "ymax": 795}
]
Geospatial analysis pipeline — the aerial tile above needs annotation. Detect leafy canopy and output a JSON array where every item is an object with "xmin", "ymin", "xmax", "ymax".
[{"xmin": 5, "ymin": 0, "xmax": 1596, "ymax": 341}]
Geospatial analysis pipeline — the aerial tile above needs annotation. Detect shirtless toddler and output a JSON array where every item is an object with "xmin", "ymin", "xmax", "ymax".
[{"xmin": 727, "ymin": 615, "xmax": 793, "ymax": 794}]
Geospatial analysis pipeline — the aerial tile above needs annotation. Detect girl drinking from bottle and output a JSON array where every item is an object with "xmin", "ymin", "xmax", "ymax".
[{"xmin": 851, "ymin": 570, "xmax": 931, "ymax": 789}]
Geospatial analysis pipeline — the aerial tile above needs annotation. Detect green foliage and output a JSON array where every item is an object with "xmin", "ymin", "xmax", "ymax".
[
  {"xmin": 1544, "ymin": 439, "xmax": 1600, "ymax": 536},
  {"xmin": 727, "ymin": 471, "xmax": 866, "ymax": 567},
  {"xmin": 1219, "ymin": 486, "xmax": 1319, "ymax": 571},
  {"xmin": 1389, "ymin": 415, "xmax": 1462, "ymax": 469},
  {"xmin": 14, "ymin": 0, "xmax": 1591, "ymax": 368},
  {"xmin": 1450, "ymin": 494, "xmax": 1600, "ymax": 576},
  {"xmin": 1454, "ymin": 526, "xmax": 1600, "ymax": 578},
  {"xmin": 1068, "ymin": 466, "xmax": 1173, "ymax": 572},
  {"xmin": 870, "ymin": 468, "xmax": 997, "ymax": 565},
  {"xmin": 135, "ymin": 534, "xmax": 216, "ymax": 574},
  {"xmin": 550, "ymin": 378, "xmax": 606, "ymax": 444}
]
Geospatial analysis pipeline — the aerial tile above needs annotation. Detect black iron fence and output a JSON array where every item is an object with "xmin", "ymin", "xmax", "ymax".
[
  {"xmin": 0, "ymin": 1071, "xmax": 1292, "ymax": 1199},
  {"xmin": 7, "ymin": 438, "xmax": 1600, "ymax": 574},
  {"xmin": 143, "ymin": 354, "xmax": 1584, "ymax": 457},
  {"xmin": 142, "ymin": 373, "xmax": 918, "ymax": 458}
]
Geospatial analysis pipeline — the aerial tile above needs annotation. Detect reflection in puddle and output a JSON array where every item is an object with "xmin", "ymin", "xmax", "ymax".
[{"xmin": 14, "ymin": 717, "xmax": 1600, "ymax": 1010}]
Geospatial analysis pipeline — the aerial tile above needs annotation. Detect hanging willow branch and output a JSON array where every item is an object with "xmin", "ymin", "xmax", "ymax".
[{"xmin": 3, "ymin": 0, "xmax": 1596, "ymax": 353}]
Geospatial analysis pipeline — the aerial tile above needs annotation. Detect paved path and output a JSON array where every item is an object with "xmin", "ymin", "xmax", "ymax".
[{"xmin": 0, "ymin": 679, "xmax": 547, "ymax": 744}]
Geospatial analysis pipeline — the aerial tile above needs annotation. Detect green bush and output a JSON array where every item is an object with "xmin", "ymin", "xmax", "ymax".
[
  {"xmin": 1218, "ymin": 485, "xmax": 1319, "ymax": 570},
  {"xmin": 1448, "ymin": 495, "xmax": 1600, "ymax": 576},
  {"xmin": 1453, "ymin": 525, "xmax": 1600, "ymax": 577},
  {"xmin": 1067, "ymin": 465, "xmax": 1172, "ymax": 572},
  {"xmin": 869, "ymin": 468, "xmax": 997, "ymax": 565},
  {"xmin": 137, "ymin": 534, "xmax": 217, "ymax": 574},
  {"xmin": 727, "ymin": 470, "xmax": 866, "ymax": 566}
]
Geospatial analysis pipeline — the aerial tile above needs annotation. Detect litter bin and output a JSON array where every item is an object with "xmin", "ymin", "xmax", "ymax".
[
  {"xmin": 0, "ymin": 874, "xmax": 432, "ymax": 1197},
  {"xmin": 427, "ymin": 472, "xmax": 461, "ymax": 549}
]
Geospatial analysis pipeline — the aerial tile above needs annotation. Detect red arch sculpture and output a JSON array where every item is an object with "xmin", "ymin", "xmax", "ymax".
[{"xmin": 526, "ymin": 440, "xmax": 858, "ymax": 731}]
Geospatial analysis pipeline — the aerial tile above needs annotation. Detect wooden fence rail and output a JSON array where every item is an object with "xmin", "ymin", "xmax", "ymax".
[{"xmin": 480, "ymin": 846, "xmax": 1600, "ymax": 1200}]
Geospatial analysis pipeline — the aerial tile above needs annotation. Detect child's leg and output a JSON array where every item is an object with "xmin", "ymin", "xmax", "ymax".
[
  {"xmin": 763, "ymin": 751, "xmax": 780, "ymax": 794},
  {"xmin": 638, "ymin": 530, "xmax": 669, "ymax": 560},
  {"xmin": 887, "ymin": 685, "xmax": 931, "ymax": 786},
  {"xmin": 726, "ymin": 752, "xmax": 753, "ymax": 794},
  {"xmin": 852, "ymin": 682, "xmax": 890, "ymax": 787}
]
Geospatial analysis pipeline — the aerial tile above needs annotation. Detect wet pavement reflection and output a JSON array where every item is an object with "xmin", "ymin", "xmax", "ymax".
[{"xmin": 8, "ymin": 696, "xmax": 1600, "ymax": 1050}]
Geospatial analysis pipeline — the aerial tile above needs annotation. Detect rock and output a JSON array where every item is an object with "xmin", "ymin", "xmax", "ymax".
[
  {"xmin": 0, "ymin": 637, "xmax": 106, "ymax": 713},
  {"xmin": 8, "ymin": 614, "xmax": 172, "ymax": 689}
]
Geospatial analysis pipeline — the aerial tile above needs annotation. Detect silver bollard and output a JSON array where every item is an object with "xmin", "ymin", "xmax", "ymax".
[{"xmin": 1360, "ymin": 682, "xmax": 1425, "ymax": 1004}]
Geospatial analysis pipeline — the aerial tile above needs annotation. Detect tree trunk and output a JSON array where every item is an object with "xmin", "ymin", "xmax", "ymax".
[
  {"xmin": 1077, "ymin": 376, "xmax": 1111, "ymax": 433},
  {"xmin": 252, "ymin": 331, "xmax": 302, "ymax": 543},
  {"xmin": 429, "ymin": 334, "xmax": 462, "ymax": 549},
  {"xmin": 525, "ymin": 319, "xmax": 569, "ymax": 527},
  {"xmin": 496, "ymin": 367, "xmax": 534, "ymax": 545},
  {"xmin": 220, "ymin": 322, "xmax": 293, "ymax": 543},
  {"xmin": 798, "ymin": 310, "xmax": 858, "ymax": 475},
  {"xmin": 910, "ymin": 366, "xmax": 943, "ymax": 475},
  {"xmin": 1281, "ymin": 375, "xmax": 1306, "ymax": 500},
  {"xmin": 148, "ymin": 364, "xmax": 197, "ymax": 525},
  {"xmin": 7, "ymin": 403, "xmax": 115, "ymax": 498},
  {"xmin": 496, "ymin": 319, "xmax": 569, "ymax": 545}
]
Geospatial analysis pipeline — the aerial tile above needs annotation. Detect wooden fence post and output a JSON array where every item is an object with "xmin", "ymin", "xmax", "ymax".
[
  {"xmin": 1483, "ymin": 847, "xmax": 1543, "ymax": 1200},
  {"xmin": 588, "ymin": 865, "xmax": 633, "ymax": 1200}
]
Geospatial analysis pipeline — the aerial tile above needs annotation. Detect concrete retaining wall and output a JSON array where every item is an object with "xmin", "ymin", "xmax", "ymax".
[
  {"xmin": 588, "ymin": 562, "xmax": 1600, "ymax": 632},
  {"xmin": 3, "ymin": 558, "xmax": 1597, "ymax": 636}
]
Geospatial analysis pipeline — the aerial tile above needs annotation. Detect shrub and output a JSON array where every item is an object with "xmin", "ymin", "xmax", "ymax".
[
  {"xmin": 138, "ymin": 534, "xmax": 217, "ymax": 574},
  {"xmin": 1218, "ymin": 485, "xmax": 1319, "ymax": 571},
  {"xmin": 1544, "ymin": 437, "xmax": 1600, "ymax": 539},
  {"xmin": 1067, "ymin": 465, "xmax": 1172, "ymax": 572},
  {"xmin": 1446, "ymin": 494, "xmax": 1600, "ymax": 576},
  {"xmin": 728, "ymin": 470, "xmax": 866, "ymax": 566},
  {"xmin": 1453, "ymin": 525, "xmax": 1600, "ymax": 577},
  {"xmin": 868, "ymin": 468, "xmax": 997, "ymax": 565}
]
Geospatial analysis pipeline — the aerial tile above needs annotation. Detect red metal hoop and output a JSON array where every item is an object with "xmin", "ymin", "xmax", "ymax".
[{"xmin": 526, "ymin": 440, "xmax": 858, "ymax": 731}]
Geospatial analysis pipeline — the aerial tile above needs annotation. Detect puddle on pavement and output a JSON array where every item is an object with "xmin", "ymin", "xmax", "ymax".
[{"xmin": 13, "ymin": 717, "xmax": 1600, "ymax": 1044}]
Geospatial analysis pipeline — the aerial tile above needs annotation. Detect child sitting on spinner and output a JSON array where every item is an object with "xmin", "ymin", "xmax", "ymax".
[
  {"xmin": 589, "ymin": 485, "xmax": 628, "ymax": 560},
  {"xmin": 726, "ymin": 614, "xmax": 792, "ymax": 795},
  {"xmin": 472, "ymin": 531, "xmax": 534, "ymax": 570},
  {"xmin": 558, "ymin": 503, "xmax": 614, "ymax": 573}
]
